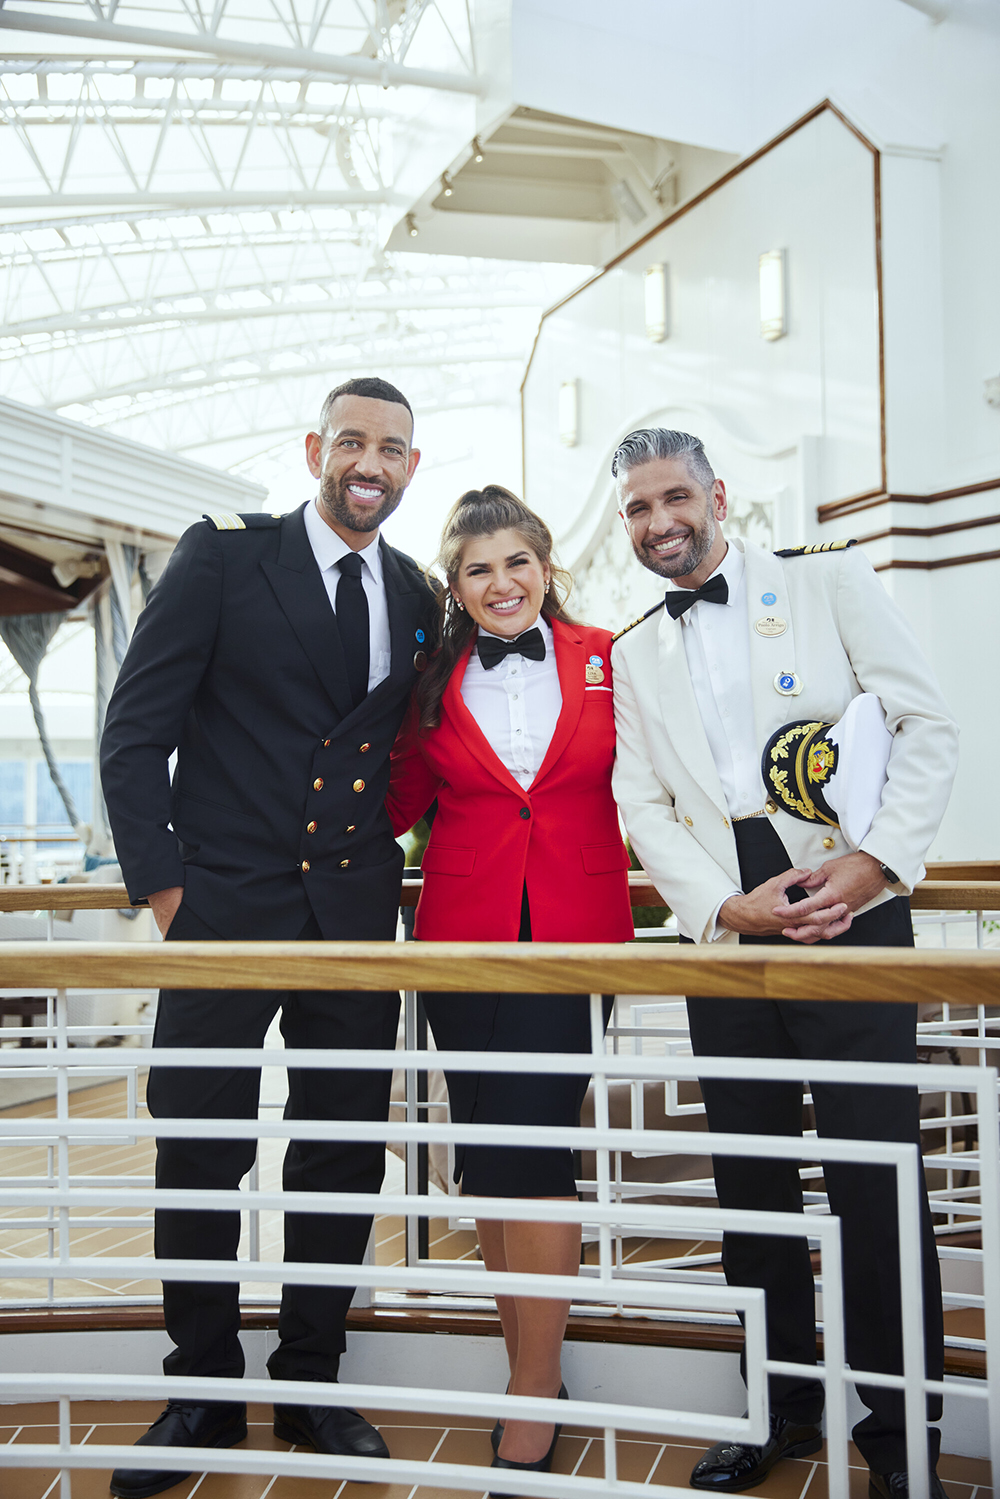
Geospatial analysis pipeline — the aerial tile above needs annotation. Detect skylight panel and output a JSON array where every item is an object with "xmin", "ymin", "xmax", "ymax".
[
  {"xmin": 93, "ymin": 74, "xmax": 136, "ymax": 101},
  {"xmin": 1, "ymin": 73, "xmax": 38, "ymax": 101},
  {"xmin": 22, "ymin": 230, "xmax": 65, "ymax": 252},
  {"xmin": 47, "ymin": 73, "xmax": 85, "ymax": 100}
]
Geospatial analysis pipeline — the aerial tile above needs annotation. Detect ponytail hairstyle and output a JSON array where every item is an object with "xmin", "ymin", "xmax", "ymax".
[{"xmin": 416, "ymin": 484, "xmax": 575, "ymax": 731}]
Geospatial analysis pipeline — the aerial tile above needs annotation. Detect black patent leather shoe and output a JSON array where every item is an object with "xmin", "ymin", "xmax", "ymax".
[
  {"xmin": 489, "ymin": 1402, "xmax": 565, "ymax": 1499},
  {"xmin": 491, "ymin": 1381, "xmax": 566, "ymax": 1454},
  {"xmin": 869, "ymin": 1471, "xmax": 946, "ymax": 1498},
  {"xmin": 689, "ymin": 1413, "xmax": 823, "ymax": 1491},
  {"xmin": 273, "ymin": 1400, "xmax": 389, "ymax": 1459},
  {"xmin": 109, "ymin": 1401, "xmax": 247, "ymax": 1499}
]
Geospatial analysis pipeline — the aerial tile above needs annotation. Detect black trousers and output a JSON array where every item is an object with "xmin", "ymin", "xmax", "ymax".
[
  {"xmin": 147, "ymin": 900, "xmax": 400, "ymax": 1383},
  {"xmin": 684, "ymin": 818, "xmax": 943, "ymax": 1474},
  {"xmin": 423, "ymin": 889, "xmax": 613, "ymax": 1197}
]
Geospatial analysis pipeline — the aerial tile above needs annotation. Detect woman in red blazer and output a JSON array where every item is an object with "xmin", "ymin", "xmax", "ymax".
[{"xmin": 387, "ymin": 485, "xmax": 633, "ymax": 1490}]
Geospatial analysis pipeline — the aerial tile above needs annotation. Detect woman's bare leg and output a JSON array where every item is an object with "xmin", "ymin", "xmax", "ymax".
[
  {"xmin": 476, "ymin": 1215, "xmax": 519, "ymax": 1375},
  {"xmin": 477, "ymin": 1200, "xmax": 581, "ymax": 1464}
]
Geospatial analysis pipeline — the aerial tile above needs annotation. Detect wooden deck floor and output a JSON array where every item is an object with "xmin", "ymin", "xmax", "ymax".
[{"xmin": 0, "ymin": 1400, "xmax": 992, "ymax": 1499}]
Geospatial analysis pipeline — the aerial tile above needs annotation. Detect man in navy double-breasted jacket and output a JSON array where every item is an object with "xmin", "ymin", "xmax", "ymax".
[{"xmin": 101, "ymin": 377, "xmax": 437, "ymax": 1496}]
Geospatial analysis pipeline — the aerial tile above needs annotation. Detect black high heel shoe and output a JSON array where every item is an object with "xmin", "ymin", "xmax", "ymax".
[
  {"xmin": 491, "ymin": 1381, "xmax": 566, "ymax": 1454},
  {"xmin": 489, "ymin": 1385, "xmax": 568, "ymax": 1497}
]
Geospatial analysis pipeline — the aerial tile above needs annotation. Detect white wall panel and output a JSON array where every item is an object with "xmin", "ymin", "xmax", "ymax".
[{"xmin": 523, "ymin": 105, "xmax": 880, "ymax": 600}]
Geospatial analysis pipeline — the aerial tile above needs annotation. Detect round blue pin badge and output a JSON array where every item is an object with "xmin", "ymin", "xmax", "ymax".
[
  {"xmin": 762, "ymin": 592, "xmax": 777, "ymax": 606},
  {"xmin": 415, "ymin": 629, "xmax": 425, "ymax": 643},
  {"xmin": 589, "ymin": 655, "xmax": 603, "ymax": 666}
]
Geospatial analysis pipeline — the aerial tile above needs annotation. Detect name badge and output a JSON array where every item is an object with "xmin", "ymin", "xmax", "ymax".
[{"xmin": 755, "ymin": 616, "xmax": 787, "ymax": 637}]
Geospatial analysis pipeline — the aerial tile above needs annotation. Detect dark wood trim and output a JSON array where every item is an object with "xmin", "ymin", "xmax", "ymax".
[
  {"xmin": 819, "ymin": 491, "xmax": 892, "ymax": 521},
  {"xmin": 0, "ymin": 1302, "xmax": 983, "ymax": 1376},
  {"xmin": 874, "ymin": 547, "xmax": 1000, "ymax": 573},
  {"xmin": 859, "ymin": 513, "xmax": 1000, "ymax": 545},
  {"xmin": 520, "ymin": 100, "xmax": 884, "ymax": 499},
  {"xmin": 871, "ymin": 134, "xmax": 887, "ymax": 493},
  {"xmin": 926, "ymin": 861, "xmax": 1000, "ymax": 882},
  {"xmin": 820, "ymin": 475, "xmax": 1000, "ymax": 525}
]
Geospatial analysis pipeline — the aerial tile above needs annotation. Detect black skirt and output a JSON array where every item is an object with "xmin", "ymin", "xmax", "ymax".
[{"xmin": 421, "ymin": 890, "xmax": 613, "ymax": 1197}]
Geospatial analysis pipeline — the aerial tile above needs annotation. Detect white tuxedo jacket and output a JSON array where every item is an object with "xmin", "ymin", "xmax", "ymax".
[{"xmin": 611, "ymin": 538, "xmax": 959, "ymax": 944}]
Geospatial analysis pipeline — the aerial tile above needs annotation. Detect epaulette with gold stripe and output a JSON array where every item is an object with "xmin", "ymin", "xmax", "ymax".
[
  {"xmin": 773, "ymin": 539, "xmax": 858, "ymax": 558},
  {"xmin": 612, "ymin": 599, "xmax": 666, "ymax": 642},
  {"xmin": 203, "ymin": 511, "xmax": 283, "ymax": 531}
]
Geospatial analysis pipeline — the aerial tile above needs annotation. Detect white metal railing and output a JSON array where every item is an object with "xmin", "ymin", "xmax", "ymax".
[
  {"xmin": 3, "ymin": 1004, "xmax": 995, "ymax": 1499},
  {"xmin": 1, "ymin": 907, "xmax": 998, "ymax": 1498}
]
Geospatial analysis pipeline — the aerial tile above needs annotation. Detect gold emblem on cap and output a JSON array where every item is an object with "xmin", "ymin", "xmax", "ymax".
[
  {"xmin": 754, "ymin": 616, "xmax": 787, "ymax": 637},
  {"xmin": 585, "ymin": 663, "xmax": 605, "ymax": 684}
]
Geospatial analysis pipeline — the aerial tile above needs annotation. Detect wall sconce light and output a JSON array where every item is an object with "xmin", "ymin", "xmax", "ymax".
[
  {"xmin": 472, "ymin": 136, "xmax": 484, "ymax": 163},
  {"xmin": 644, "ymin": 263, "xmax": 668, "ymax": 342},
  {"xmin": 558, "ymin": 379, "xmax": 579, "ymax": 448},
  {"xmin": 405, "ymin": 213, "xmax": 418, "ymax": 237},
  {"xmin": 759, "ymin": 250, "xmax": 786, "ymax": 341},
  {"xmin": 441, "ymin": 171, "xmax": 454, "ymax": 197},
  {"xmin": 611, "ymin": 178, "xmax": 645, "ymax": 226}
]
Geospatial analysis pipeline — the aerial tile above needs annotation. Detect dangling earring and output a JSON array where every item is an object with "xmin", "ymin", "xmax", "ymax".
[
  {"xmin": 544, "ymin": 581, "xmax": 551, "ymax": 593},
  {"xmin": 454, "ymin": 598, "xmax": 465, "ymax": 611}
]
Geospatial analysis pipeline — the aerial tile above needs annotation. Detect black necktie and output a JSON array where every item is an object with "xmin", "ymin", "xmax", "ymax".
[
  {"xmin": 336, "ymin": 552, "xmax": 370, "ymax": 709},
  {"xmin": 664, "ymin": 573, "xmax": 729, "ymax": 619},
  {"xmin": 477, "ymin": 627, "xmax": 546, "ymax": 670}
]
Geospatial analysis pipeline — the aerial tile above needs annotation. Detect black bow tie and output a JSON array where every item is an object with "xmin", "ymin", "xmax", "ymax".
[
  {"xmin": 477, "ymin": 627, "xmax": 546, "ymax": 670},
  {"xmin": 664, "ymin": 574, "xmax": 729, "ymax": 619}
]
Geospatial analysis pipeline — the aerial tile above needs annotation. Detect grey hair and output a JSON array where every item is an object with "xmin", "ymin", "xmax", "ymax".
[{"xmin": 611, "ymin": 428, "xmax": 715, "ymax": 491}]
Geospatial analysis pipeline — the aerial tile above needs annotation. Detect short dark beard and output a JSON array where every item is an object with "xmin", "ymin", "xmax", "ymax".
[
  {"xmin": 318, "ymin": 472, "xmax": 404, "ymax": 534},
  {"xmin": 633, "ymin": 498, "xmax": 717, "ymax": 580}
]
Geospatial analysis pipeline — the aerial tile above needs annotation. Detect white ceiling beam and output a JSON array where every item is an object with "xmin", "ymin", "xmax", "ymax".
[
  {"xmin": 58, "ymin": 347, "xmax": 525, "ymax": 407},
  {"xmin": 0, "ymin": 11, "xmax": 484, "ymax": 94},
  {"xmin": 0, "ymin": 189, "xmax": 392, "ymax": 209},
  {"xmin": 483, "ymin": 141, "xmax": 625, "ymax": 159},
  {"xmin": 2, "ymin": 291, "xmax": 542, "ymax": 338},
  {"xmin": 0, "ymin": 203, "xmax": 363, "ymax": 232}
]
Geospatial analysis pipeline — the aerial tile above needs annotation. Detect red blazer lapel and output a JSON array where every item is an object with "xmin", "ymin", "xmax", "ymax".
[
  {"xmin": 531, "ymin": 618, "xmax": 585, "ymax": 789},
  {"xmin": 442, "ymin": 640, "xmax": 525, "ymax": 795}
]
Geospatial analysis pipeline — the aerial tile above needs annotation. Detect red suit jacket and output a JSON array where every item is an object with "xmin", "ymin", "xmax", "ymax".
[{"xmin": 387, "ymin": 617, "xmax": 633, "ymax": 942}]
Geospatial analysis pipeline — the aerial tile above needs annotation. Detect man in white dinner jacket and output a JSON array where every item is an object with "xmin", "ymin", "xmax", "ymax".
[{"xmin": 610, "ymin": 428, "xmax": 958, "ymax": 1499}]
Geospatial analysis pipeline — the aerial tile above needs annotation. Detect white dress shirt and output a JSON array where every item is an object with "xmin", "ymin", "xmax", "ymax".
[
  {"xmin": 303, "ymin": 498, "xmax": 391, "ymax": 692},
  {"xmin": 666, "ymin": 544, "xmax": 764, "ymax": 934},
  {"xmin": 461, "ymin": 617, "xmax": 561, "ymax": 790}
]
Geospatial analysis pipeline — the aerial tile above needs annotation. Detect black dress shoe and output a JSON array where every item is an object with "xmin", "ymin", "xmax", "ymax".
[
  {"xmin": 689, "ymin": 1413, "xmax": 823, "ymax": 1491},
  {"xmin": 273, "ymin": 1399, "xmax": 389, "ymax": 1460},
  {"xmin": 109, "ymin": 1401, "xmax": 247, "ymax": 1499},
  {"xmin": 491, "ymin": 1381, "xmax": 566, "ymax": 1454},
  {"xmin": 489, "ymin": 1395, "xmax": 566, "ymax": 1499},
  {"xmin": 869, "ymin": 1470, "xmax": 947, "ymax": 1498}
]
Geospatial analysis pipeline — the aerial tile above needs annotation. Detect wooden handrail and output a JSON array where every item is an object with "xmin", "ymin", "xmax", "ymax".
[
  {"xmin": 0, "ymin": 885, "xmax": 134, "ymax": 910},
  {"xmin": 2, "ymin": 878, "xmax": 999, "ymax": 913},
  {"xmin": 0, "ymin": 940, "xmax": 999, "ymax": 1004},
  {"xmin": 925, "ymin": 861, "xmax": 1000, "ymax": 883}
]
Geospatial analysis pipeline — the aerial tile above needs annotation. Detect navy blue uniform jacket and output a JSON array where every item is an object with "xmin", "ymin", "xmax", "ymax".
[{"xmin": 100, "ymin": 502, "xmax": 437, "ymax": 940}]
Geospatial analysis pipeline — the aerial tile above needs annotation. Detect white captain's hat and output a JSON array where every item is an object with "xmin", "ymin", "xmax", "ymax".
[{"xmin": 761, "ymin": 693, "xmax": 893, "ymax": 850}]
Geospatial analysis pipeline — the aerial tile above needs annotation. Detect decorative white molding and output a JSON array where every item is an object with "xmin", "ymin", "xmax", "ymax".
[{"xmin": 0, "ymin": 394, "xmax": 267, "ymax": 545}]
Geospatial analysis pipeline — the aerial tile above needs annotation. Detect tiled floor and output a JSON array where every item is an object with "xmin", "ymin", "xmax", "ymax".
[{"xmin": 0, "ymin": 1402, "xmax": 991, "ymax": 1499}]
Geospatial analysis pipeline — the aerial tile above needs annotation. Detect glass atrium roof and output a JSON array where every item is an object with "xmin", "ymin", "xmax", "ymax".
[{"xmin": 0, "ymin": 1, "xmax": 583, "ymax": 509}]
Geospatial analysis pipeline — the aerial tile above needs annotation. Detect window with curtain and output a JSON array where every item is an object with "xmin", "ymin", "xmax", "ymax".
[{"xmin": 35, "ymin": 761, "xmax": 92, "ymax": 832}]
